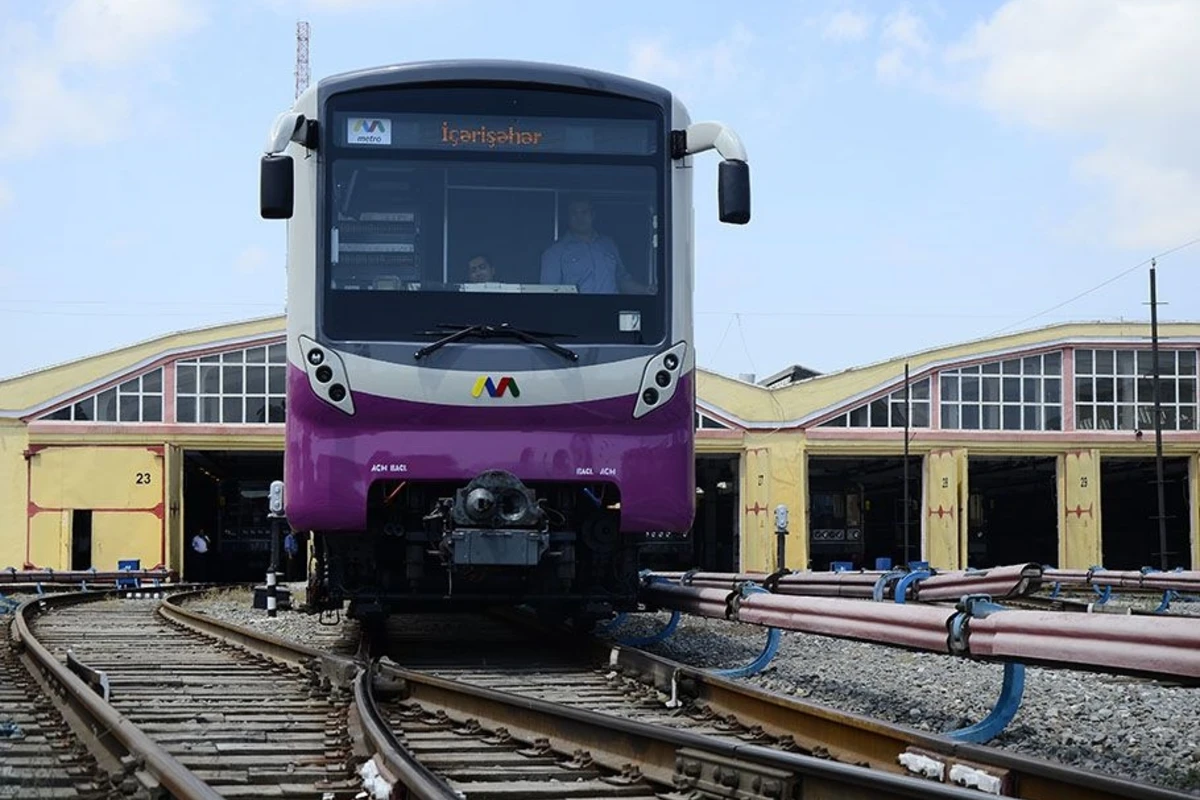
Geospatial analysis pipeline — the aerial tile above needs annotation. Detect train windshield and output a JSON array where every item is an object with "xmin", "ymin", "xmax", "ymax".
[{"xmin": 320, "ymin": 86, "xmax": 668, "ymax": 346}]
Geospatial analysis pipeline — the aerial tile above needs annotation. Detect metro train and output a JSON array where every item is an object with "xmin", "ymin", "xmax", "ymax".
[{"xmin": 259, "ymin": 59, "xmax": 751, "ymax": 625}]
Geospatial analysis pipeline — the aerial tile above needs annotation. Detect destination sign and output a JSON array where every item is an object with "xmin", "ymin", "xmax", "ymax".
[{"xmin": 339, "ymin": 113, "xmax": 658, "ymax": 155}]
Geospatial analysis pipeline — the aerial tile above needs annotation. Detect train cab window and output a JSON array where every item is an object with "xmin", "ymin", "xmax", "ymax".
[{"xmin": 324, "ymin": 160, "xmax": 667, "ymax": 344}]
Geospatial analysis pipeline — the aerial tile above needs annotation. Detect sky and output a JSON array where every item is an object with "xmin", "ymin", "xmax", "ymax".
[{"xmin": 1, "ymin": 0, "xmax": 1199, "ymax": 383}]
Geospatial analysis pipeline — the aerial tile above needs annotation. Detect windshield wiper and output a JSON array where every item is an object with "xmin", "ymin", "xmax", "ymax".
[{"xmin": 413, "ymin": 322, "xmax": 579, "ymax": 362}]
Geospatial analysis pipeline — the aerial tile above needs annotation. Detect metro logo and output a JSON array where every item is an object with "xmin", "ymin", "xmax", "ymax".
[
  {"xmin": 353, "ymin": 119, "xmax": 386, "ymax": 133},
  {"xmin": 347, "ymin": 117, "xmax": 391, "ymax": 145},
  {"xmin": 472, "ymin": 376, "xmax": 520, "ymax": 398}
]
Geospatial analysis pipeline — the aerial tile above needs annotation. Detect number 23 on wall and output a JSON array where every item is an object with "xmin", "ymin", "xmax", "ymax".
[{"xmin": 135, "ymin": 472, "xmax": 152, "ymax": 485}]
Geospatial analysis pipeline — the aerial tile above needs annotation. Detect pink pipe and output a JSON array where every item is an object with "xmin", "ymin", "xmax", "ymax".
[
  {"xmin": 1044, "ymin": 568, "xmax": 1200, "ymax": 594},
  {"xmin": 648, "ymin": 563, "xmax": 1043, "ymax": 601},
  {"xmin": 641, "ymin": 579, "xmax": 1200, "ymax": 682}
]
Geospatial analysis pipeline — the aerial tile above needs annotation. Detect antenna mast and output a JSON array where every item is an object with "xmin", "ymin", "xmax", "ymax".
[{"xmin": 295, "ymin": 20, "xmax": 310, "ymax": 100}]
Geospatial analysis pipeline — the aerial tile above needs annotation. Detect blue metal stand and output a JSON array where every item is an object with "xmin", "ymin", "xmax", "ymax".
[
  {"xmin": 945, "ymin": 595, "xmax": 1027, "ymax": 743},
  {"xmin": 891, "ymin": 569, "xmax": 932, "ymax": 604},
  {"xmin": 711, "ymin": 583, "xmax": 781, "ymax": 678},
  {"xmin": 872, "ymin": 568, "xmax": 908, "ymax": 601},
  {"xmin": 872, "ymin": 564, "xmax": 933, "ymax": 603},
  {"xmin": 1088, "ymin": 566, "xmax": 1112, "ymax": 605},
  {"xmin": 945, "ymin": 662, "xmax": 1026, "ymax": 743}
]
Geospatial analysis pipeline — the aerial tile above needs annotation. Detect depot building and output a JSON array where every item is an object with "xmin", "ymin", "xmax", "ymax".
[{"xmin": 2, "ymin": 316, "xmax": 1198, "ymax": 582}]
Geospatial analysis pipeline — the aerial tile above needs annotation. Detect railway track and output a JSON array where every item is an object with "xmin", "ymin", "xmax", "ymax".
[
  {"xmin": 1, "ymin": 614, "xmax": 118, "ymax": 800},
  {"xmin": 10, "ymin": 587, "xmax": 1198, "ymax": 799},
  {"xmin": 16, "ymin": 591, "xmax": 364, "ymax": 799}
]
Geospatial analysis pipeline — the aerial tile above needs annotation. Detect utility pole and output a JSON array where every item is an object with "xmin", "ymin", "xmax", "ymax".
[
  {"xmin": 902, "ymin": 362, "xmax": 911, "ymax": 567},
  {"xmin": 1149, "ymin": 259, "xmax": 1169, "ymax": 569}
]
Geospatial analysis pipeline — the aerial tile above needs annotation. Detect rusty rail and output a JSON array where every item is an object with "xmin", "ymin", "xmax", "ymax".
[{"xmin": 640, "ymin": 578, "xmax": 1200, "ymax": 683}]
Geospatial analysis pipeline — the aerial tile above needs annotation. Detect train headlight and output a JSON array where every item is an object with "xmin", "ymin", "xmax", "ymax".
[
  {"xmin": 633, "ymin": 342, "xmax": 688, "ymax": 419},
  {"xmin": 298, "ymin": 334, "xmax": 355, "ymax": 415}
]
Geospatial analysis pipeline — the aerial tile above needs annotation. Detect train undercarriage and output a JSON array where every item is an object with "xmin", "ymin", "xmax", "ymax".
[{"xmin": 302, "ymin": 470, "xmax": 646, "ymax": 627}]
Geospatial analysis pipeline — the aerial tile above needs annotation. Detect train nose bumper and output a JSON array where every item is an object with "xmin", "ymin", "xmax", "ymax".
[{"xmin": 443, "ymin": 470, "xmax": 550, "ymax": 566}]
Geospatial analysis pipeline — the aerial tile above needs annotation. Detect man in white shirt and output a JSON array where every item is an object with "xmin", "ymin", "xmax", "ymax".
[{"xmin": 190, "ymin": 528, "xmax": 211, "ymax": 582}]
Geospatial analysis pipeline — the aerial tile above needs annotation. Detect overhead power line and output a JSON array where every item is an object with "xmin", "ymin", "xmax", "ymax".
[{"xmin": 987, "ymin": 235, "xmax": 1200, "ymax": 336}]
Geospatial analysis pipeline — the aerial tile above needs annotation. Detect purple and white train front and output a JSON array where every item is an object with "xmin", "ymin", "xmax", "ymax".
[{"xmin": 260, "ymin": 59, "xmax": 750, "ymax": 621}]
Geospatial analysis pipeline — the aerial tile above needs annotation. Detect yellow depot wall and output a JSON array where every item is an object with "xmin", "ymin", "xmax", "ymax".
[
  {"xmin": 28, "ymin": 511, "xmax": 68, "ymax": 568},
  {"xmin": 734, "ymin": 433, "xmax": 806, "ymax": 572},
  {"xmin": 26, "ymin": 445, "xmax": 164, "ymax": 570},
  {"xmin": 93, "ymin": 511, "xmax": 162, "ymax": 571},
  {"xmin": 740, "ymin": 444, "xmax": 772, "ymax": 570},
  {"xmin": 0, "ymin": 421, "xmax": 29, "ymax": 569},
  {"xmin": 1060, "ymin": 450, "xmax": 1102, "ymax": 569},
  {"xmin": 30, "ymin": 446, "xmax": 162, "ymax": 509},
  {"xmin": 924, "ymin": 449, "xmax": 965, "ymax": 569}
]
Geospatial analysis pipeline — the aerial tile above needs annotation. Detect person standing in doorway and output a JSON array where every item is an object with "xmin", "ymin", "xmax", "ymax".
[
  {"xmin": 190, "ymin": 528, "xmax": 211, "ymax": 583},
  {"xmin": 283, "ymin": 528, "xmax": 299, "ymax": 581}
]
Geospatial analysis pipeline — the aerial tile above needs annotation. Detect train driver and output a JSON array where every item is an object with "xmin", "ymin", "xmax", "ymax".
[
  {"xmin": 466, "ymin": 253, "xmax": 496, "ymax": 283},
  {"xmin": 539, "ymin": 197, "xmax": 651, "ymax": 294}
]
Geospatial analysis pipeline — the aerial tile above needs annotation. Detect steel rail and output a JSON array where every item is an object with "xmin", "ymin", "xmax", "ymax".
[
  {"xmin": 374, "ymin": 658, "xmax": 994, "ymax": 799},
  {"xmin": 157, "ymin": 587, "xmax": 356, "ymax": 679},
  {"xmin": 640, "ymin": 580, "xmax": 1200, "ymax": 683},
  {"xmin": 13, "ymin": 590, "xmax": 224, "ymax": 800},
  {"xmin": 352, "ymin": 665, "xmax": 464, "ymax": 799}
]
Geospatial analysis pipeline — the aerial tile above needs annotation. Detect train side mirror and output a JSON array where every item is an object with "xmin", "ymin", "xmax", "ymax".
[
  {"xmin": 261, "ymin": 154, "xmax": 294, "ymax": 220},
  {"xmin": 718, "ymin": 159, "xmax": 750, "ymax": 224}
]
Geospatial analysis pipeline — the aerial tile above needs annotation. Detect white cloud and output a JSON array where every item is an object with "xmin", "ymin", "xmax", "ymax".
[
  {"xmin": 627, "ymin": 23, "xmax": 756, "ymax": 102},
  {"xmin": 823, "ymin": 10, "xmax": 873, "ymax": 42},
  {"xmin": 234, "ymin": 245, "xmax": 274, "ymax": 275},
  {"xmin": 875, "ymin": 7, "xmax": 930, "ymax": 82},
  {"xmin": 944, "ymin": 0, "xmax": 1200, "ymax": 249},
  {"xmin": 0, "ymin": 0, "xmax": 204, "ymax": 160}
]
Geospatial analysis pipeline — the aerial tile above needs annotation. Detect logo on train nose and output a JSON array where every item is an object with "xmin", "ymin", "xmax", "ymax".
[{"xmin": 472, "ymin": 376, "xmax": 520, "ymax": 398}]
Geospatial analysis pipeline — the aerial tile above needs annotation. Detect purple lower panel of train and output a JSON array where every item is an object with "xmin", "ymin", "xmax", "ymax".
[{"xmin": 282, "ymin": 366, "xmax": 696, "ymax": 532}]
